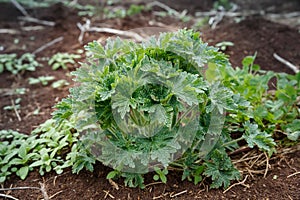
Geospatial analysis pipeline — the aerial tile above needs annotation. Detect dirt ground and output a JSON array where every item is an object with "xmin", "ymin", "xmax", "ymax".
[{"xmin": 0, "ymin": 0, "xmax": 300, "ymax": 199}]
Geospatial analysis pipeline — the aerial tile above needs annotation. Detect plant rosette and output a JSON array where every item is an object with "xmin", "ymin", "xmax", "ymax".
[{"xmin": 54, "ymin": 29, "xmax": 234, "ymax": 174}]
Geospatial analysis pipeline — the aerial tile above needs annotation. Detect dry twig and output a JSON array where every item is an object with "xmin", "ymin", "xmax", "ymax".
[
  {"xmin": 279, "ymin": 157, "xmax": 298, "ymax": 172},
  {"xmin": 195, "ymin": 9, "xmax": 300, "ymax": 29},
  {"xmin": 89, "ymin": 27, "xmax": 144, "ymax": 41},
  {"xmin": 147, "ymin": 1, "xmax": 189, "ymax": 23},
  {"xmin": 18, "ymin": 16, "xmax": 55, "ymax": 27},
  {"xmin": 0, "ymin": 29, "xmax": 20, "ymax": 34},
  {"xmin": 195, "ymin": 10, "xmax": 300, "ymax": 18},
  {"xmin": 153, "ymin": 193, "xmax": 168, "ymax": 199},
  {"xmin": 209, "ymin": 10, "xmax": 225, "ymax": 29},
  {"xmin": 250, "ymin": 154, "xmax": 264, "ymax": 168},
  {"xmin": 11, "ymin": 99, "xmax": 21, "ymax": 122},
  {"xmin": 77, "ymin": 20, "xmax": 144, "ymax": 44},
  {"xmin": 32, "ymin": 36, "xmax": 64, "ymax": 55},
  {"xmin": 287, "ymin": 171, "xmax": 300, "ymax": 178},
  {"xmin": 108, "ymin": 179, "xmax": 119, "ymax": 190},
  {"xmin": 77, "ymin": 20, "xmax": 91, "ymax": 44},
  {"xmin": 49, "ymin": 190, "xmax": 63, "ymax": 199},
  {"xmin": 169, "ymin": 190, "xmax": 187, "ymax": 198},
  {"xmin": 103, "ymin": 190, "xmax": 115, "ymax": 199},
  {"xmin": 267, "ymin": 12, "xmax": 300, "ymax": 19},
  {"xmin": 273, "ymin": 53, "xmax": 299, "ymax": 73},
  {"xmin": 263, "ymin": 152, "xmax": 270, "ymax": 178},
  {"xmin": 228, "ymin": 146, "xmax": 252, "ymax": 156},
  {"xmin": 153, "ymin": 186, "xmax": 168, "ymax": 199},
  {"xmin": 0, "ymin": 183, "xmax": 49, "ymax": 200},
  {"xmin": 0, "ymin": 186, "xmax": 40, "ymax": 191},
  {"xmin": 21, "ymin": 26, "xmax": 44, "ymax": 31},
  {"xmin": 147, "ymin": 1, "xmax": 181, "ymax": 17},
  {"xmin": 10, "ymin": 0, "xmax": 55, "ymax": 26},
  {"xmin": 10, "ymin": 0, "xmax": 29, "ymax": 17},
  {"xmin": 39, "ymin": 182, "xmax": 49, "ymax": 200},
  {"xmin": 223, "ymin": 175, "xmax": 250, "ymax": 193},
  {"xmin": 232, "ymin": 149, "xmax": 268, "ymax": 179},
  {"xmin": 0, "ymin": 193, "xmax": 18, "ymax": 200},
  {"xmin": 145, "ymin": 182, "xmax": 163, "ymax": 188},
  {"xmin": 233, "ymin": 152, "xmax": 263, "ymax": 164}
]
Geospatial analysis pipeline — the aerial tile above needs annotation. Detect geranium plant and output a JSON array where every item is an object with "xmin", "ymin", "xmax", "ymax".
[{"xmin": 53, "ymin": 29, "xmax": 250, "ymax": 188}]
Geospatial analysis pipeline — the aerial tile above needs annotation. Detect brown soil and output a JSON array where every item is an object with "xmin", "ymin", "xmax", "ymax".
[
  {"xmin": 202, "ymin": 17, "xmax": 300, "ymax": 74},
  {"xmin": 1, "ymin": 1, "xmax": 299, "ymax": 199}
]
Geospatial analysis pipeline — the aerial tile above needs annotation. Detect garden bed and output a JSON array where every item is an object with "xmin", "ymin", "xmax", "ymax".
[{"xmin": 0, "ymin": 0, "xmax": 299, "ymax": 199}]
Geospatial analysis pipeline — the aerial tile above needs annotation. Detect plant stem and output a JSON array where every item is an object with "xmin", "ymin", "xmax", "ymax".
[
  {"xmin": 11, "ymin": 99, "xmax": 21, "ymax": 121},
  {"xmin": 169, "ymin": 161, "xmax": 184, "ymax": 168},
  {"xmin": 222, "ymin": 137, "xmax": 244, "ymax": 147}
]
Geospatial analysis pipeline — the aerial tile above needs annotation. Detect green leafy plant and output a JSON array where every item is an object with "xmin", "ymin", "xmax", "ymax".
[
  {"xmin": 74, "ymin": 4, "xmax": 96, "ymax": 17},
  {"xmin": 192, "ymin": 17, "xmax": 210, "ymax": 30},
  {"xmin": 213, "ymin": 0, "xmax": 234, "ymax": 10},
  {"xmin": 51, "ymin": 79, "xmax": 70, "ymax": 89},
  {"xmin": 0, "ymin": 54, "xmax": 16, "ymax": 73},
  {"xmin": 153, "ymin": 167, "xmax": 168, "ymax": 183},
  {"xmin": 51, "ymin": 29, "xmax": 246, "ymax": 188},
  {"xmin": 126, "ymin": 4, "xmax": 145, "ymax": 16},
  {"xmin": 28, "ymin": 76, "xmax": 55, "ymax": 86},
  {"xmin": 215, "ymin": 41, "xmax": 234, "ymax": 51},
  {"xmin": 1, "ymin": 29, "xmax": 299, "ymax": 191},
  {"xmin": 212, "ymin": 53, "xmax": 300, "ymax": 144},
  {"xmin": 0, "ymin": 130, "xmax": 29, "ymax": 182},
  {"xmin": 3, "ymin": 98, "xmax": 21, "ymax": 111},
  {"xmin": 203, "ymin": 146, "xmax": 240, "ymax": 188},
  {"xmin": 146, "ymin": 2, "xmax": 190, "ymax": 22},
  {"xmin": 14, "ymin": 88, "xmax": 27, "ymax": 95},
  {"xmin": 52, "ymin": 29, "xmax": 296, "ymax": 188},
  {"xmin": 0, "ymin": 119, "xmax": 95, "ymax": 182},
  {"xmin": 69, "ymin": 0, "xmax": 145, "ymax": 19},
  {"xmin": 103, "ymin": 4, "xmax": 145, "ymax": 19},
  {"xmin": 48, "ymin": 53, "xmax": 81, "ymax": 70},
  {"xmin": 0, "ymin": 53, "xmax": 40, "ymax": 74}
]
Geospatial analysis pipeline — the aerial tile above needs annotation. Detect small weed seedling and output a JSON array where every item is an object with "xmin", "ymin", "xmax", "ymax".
[
  {"xmin": 28, "ymin": 76, "xmax": 55, "ymax": 86},
  {"xmin": 0, "ymin": 119, "xmax": 93, "ymax": 182},
  {"xmin": 3, "ymin": 98, "xmax": 22, "ymax": 121},
  {"xmin": 51, "ymin": 79, "xmax": 70, "ymax": 89},
  {"xmin": 215, "ymin": 41, "xmax": 234, "ymax": 51},
  {"xmin": 153, "ymin": 167, "xmax": 168, "ymax": 183},
  {"xmin": 48, "ymin": 53, "xmax": 81, "ymax": 70},
  {"xmin": 146, "ymin": 2, "xmax": 190, "ymax": 22},
  {"xmin": 0, "ymin": 53, "xmax": 40, "ymax": 74},
  {"xmin": 104, "ymin": 4, "xmax": 145, "ymax": 19},
  {"xmin": 14, "ymin": 88, "xmax": 26, "ymax": 95},
  {"xmin": 0, "ymin": 54, "xmax": 17, "ymax": 73},
  {"xmin": 3, "ymin": 98, "xmax": 21, "ymax": 111},
  {"xmin": 67, "ymin": 0, "xmax": 145, "ymax": 19},
  {"xmin": 213, "ymin": 0, "xmax": 234, "ymax": 10}
]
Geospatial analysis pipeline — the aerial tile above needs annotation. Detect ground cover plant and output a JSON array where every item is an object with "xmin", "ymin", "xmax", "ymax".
[
  {"xmin": 0, "ymin": 53, "xmax": 40, "ymax": 75},
  {"xmin": 48, "ymin": 52, "xmax": 81, "ymax": 70},
  {"xmin": 1, "ymin": 29, "xmax": 299, "ymax": 191}
]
